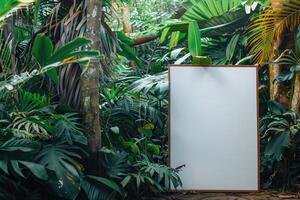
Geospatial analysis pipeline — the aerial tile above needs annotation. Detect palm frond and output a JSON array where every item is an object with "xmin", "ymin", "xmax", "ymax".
[
  {"xmin": 182, "ymin": 0, "xmax": 242, "ymax": 21},
  {"xmin": 247, "ymin": 0, "xmax": 300, "ymax": 63},
  {"xmin": 80, "ymin": 175, "xmax": 121, "ymax": 200},
  {"xmin": 17, "ymin": 89, "xmax": 51, "ymax": 111}
]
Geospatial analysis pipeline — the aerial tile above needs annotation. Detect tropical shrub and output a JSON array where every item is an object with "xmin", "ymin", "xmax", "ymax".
[{"xmin": 260, "ymin": 101, "xmax": 300, "ymax": 189}]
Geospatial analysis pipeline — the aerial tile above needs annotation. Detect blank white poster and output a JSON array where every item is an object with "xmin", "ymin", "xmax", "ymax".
[{"xmin": 169, "ymin": 65, "xmax": 258, "ymax": 191}]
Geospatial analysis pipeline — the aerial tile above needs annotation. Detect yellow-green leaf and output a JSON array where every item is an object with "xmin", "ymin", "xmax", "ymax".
[{"xmin": 188, "ymin": 21, "xmax": 202, "ymax": 57}]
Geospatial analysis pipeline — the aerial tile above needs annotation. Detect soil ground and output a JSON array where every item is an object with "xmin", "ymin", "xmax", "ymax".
[{"xmin": 145, "ymin": 191, "xmax": 300, "ymax": 200}]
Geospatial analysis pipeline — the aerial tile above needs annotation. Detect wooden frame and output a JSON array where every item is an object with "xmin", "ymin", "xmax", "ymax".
[{"xmin": 168, "ymin": 64, "xmax": 260, "ymax": 192}]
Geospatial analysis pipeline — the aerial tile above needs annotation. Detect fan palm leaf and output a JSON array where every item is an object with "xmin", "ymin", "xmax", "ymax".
[
  {"xmin": 182, "ymin": 0, "xmax": 242, "ymax": 21},
  {"xmin": 182, "ymin": 0, "xmax": 249, "ymax": 36},
  {"xmin": 247, "ymin": 0, "xmax": 300, "ymax": 63}
]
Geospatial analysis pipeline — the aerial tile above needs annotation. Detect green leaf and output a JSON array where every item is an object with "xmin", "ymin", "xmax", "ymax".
[
  {"xmin": 151, "ymin": 62, "xmax": 162, "ymax": 74},
  {"xmin": 175, "ymin": 53, "xmax": 191, "ymax": 64},
  {"xmin": 296, "ymin": 27, "xmax": 300, "ymax": 55},
  {"xmin": 0, "ymin": 160, "xmax": 8, "ymax": 174},
  {"xmin": 54, "ymin": 113, "xmax": 85, "ymax": 145},
  {"xmin": 188, "ymin": 21, "xmax": 202, "ymax": 57},
  {"xmin": 268, "ymin": 100, "xmax": 285, "ymax": 115},
  {"xmin": 169, "ymin": 31, "xmax": 180, "ymax": 49},
  {"xmin": 19, "ymin": 161, "xmax": 48, "ymax": 180},
  {"xmin": 34, "ymin": 0, "xmax": 42, "ymax": 22},
  {"xmin": 49, "ymin": 37, "xmax": 92, "ymax": 64},
  {"xmin": 147, "ymin": 143, "xmax": 160, "ymax": 155},
  {"xmin": 138, "ymin": 128, "xmax": 152, "ymax": 137},
  {"xmin": 110, "ymin": 126, "xmax": 120, "ymax": 134},
  {"xmin": 11, "ymin": 160, "xmax": 25, "ymax": 178},
  {"xmin": 0, "ymin": 0, "xmax": 34, "ymax": 20},
  {"xmin": 80, "ymin": 177, "xmax": 114, "ymax": 200},
  {"xmin": 32, "ymin": 34, "xmax": 54, "ymax": 67},
  {"xmin": 67, "ymin": 50, "xmax": 101, "ymax": 59},
  {"xmin": 275, "ymin": 71, "xmax": 294, "ymax": 82},
  {"xmin": 118, "ymin": 42, "xmax": 142, "ymax": 67},
  {"xmin": 45, "ymin": 69, "xmax": 58, "ymax": 84},
  {"xmin": 87, "ymin": 175, "xmax": 123, "ymax": 195},
  {"xmin": 35, "ymin": 143, "xmax": 82, "ymax": 199},
  {"xmin": 116, "ymin": 31, "xmax": 133, "ymax": 45},
  {"xmin": 120, "ymin": 176, "xmax": 131, "ymax": 187},
  {"xmin": 122, "ymin": 141, "xmax": 139, "ymax": 154},
  {"xmin": 265, "ymin": 132, "xmax": 289, "ymax": 160},
  {"xmin": 192, "ymin": 56, "xmax": 212, "ymax": 64},
  {"xmin": 226, "ymin": 34, "xmax": 240, "ymax": 62},
  {"xmin": 102, "ymin": 150, "xmax": 129, "ymax": 179},
  {"xmin": 170, "ymin": 48, "xmax": 185, "ymax": 59},
  {"xmin": 160, "ymin": 27, "xmax": 170, "ymax": 44}
]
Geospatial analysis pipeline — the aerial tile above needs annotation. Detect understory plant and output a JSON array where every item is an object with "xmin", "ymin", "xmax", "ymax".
[
  {"xmin": 260, "ymin": 101, "xmax": 300, "ymax": 190},
  {"xmin": 0, "ymin": 90, "xmax": 123, "ymax": 200}
]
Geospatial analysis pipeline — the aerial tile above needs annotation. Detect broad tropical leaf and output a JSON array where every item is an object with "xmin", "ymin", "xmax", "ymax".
[
  {"xmin": 265, "ymin": 132, "xmax": 289, "ymax": 160},
  {"xmin": 35, "ymin": 143, "xmax": 86, "ymax": 199},
  {"xmin": 32, "ymin": 34, "xmax": 53, "ymax": 67},
  {"xmin": 0, "ymin": 138, "xmax": 48, "ymax": 180},
  {"xmin": 0, "ymin": 35, "xmax": 101, "ymax": 91},
  {"xmin": 188, "ymin": 21, "xmax": 202, "ymax": 56},
  {"xmin": 182, "ymin": 0, "xmax": 242, "ymax": 21},
  {"xmin": 54, "ymin": 113, "xmax": 86, "ymax": 145},
  {"xmin": 0, "ymin": 0, "xmax": 34, "ymax": 21}
]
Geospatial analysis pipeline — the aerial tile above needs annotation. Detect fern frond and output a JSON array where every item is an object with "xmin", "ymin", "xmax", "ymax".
[{"xmin": 247, "ymin": 0, "xmax": 300, "ymax": 63}]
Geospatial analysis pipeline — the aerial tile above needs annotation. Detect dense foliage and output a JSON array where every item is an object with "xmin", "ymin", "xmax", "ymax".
[{"xmin": 0, "ymin": 0, "xmax": 299, "ymax": 199}]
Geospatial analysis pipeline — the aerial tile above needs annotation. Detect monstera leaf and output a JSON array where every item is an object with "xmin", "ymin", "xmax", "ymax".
[
  {"xmin": 0, "ymin": 138, "xmax": 48, "ymax": 181},
  {"xmin": 35, "ymin": 143, "xmax": 87, "ymax": 199}
]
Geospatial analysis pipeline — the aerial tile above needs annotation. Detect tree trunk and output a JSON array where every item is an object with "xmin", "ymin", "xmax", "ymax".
[
  {"xmin": 268, "ymin": 1, "xmax": 292, "ymax": 108},
  {"xmin": 132, "ymin": 33, "xmax": 158, "ymax": 46},
  {"xmin": 81, "ymin": 0, "xmax": 102, "ymax": 174},
  {"xmin": 120, "ymin": 3, "xmax": 136, "ymax": 67},
  {"xmin": 269, "ymin": 33, "xmax": 294, "ymax": 109},
  {"xmin": 121, "ymin": 3, "xmax": 132, "ymax": 35},
  {"xmin": 269, "ymin": 63, "xmax": 281, "ymax": 100},
  {"xmin": 291, "ymin": 72, "xmax": 300, "ymax": 114}
]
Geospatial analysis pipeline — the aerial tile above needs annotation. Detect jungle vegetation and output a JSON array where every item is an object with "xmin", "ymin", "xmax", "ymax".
[{"xmin": 0, "ymin": 0, "xmax": 299, "ymax": 199}]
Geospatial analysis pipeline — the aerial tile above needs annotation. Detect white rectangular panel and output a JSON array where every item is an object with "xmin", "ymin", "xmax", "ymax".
[{"xmin": 169, "ymin": 65, "xmax": 258, "ymax": 191}]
